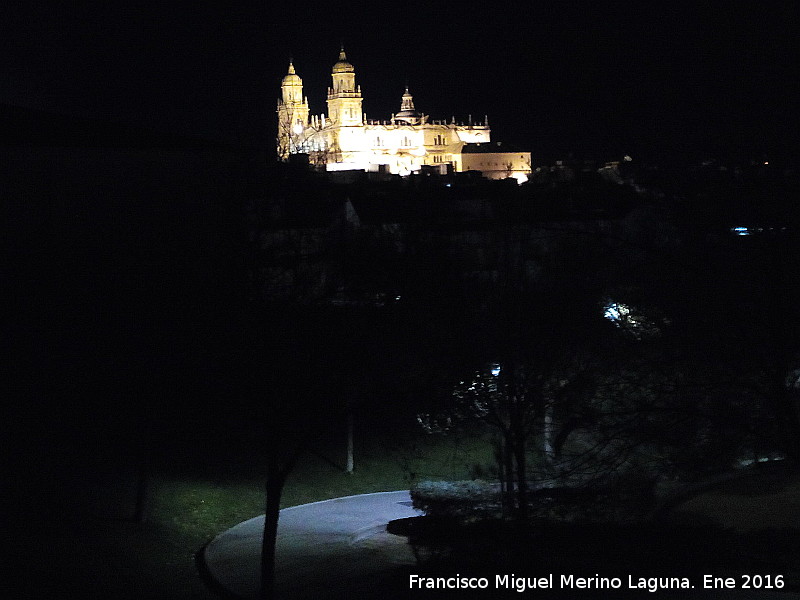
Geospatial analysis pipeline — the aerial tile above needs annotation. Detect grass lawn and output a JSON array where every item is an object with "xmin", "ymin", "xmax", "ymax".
[
  {"xmin": 670, "ymin": 464, "xmax": 800, "ymax": 591},
  {"xmin": 14, "ymin": 420, "xmax": 493, "ymax": 599},
  {"xmin": 672, "ymin": 464, "xmax": 800, "ymax": 531}
]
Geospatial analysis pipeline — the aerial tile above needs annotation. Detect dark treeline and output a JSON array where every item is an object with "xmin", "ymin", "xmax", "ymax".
[
  {"xmin": 7, "ymin": 122, "xmax": 800, "ymax": 479},
  {"xmin": 6, "ymin": 109, "xmax": 799, "ymax": 589}
]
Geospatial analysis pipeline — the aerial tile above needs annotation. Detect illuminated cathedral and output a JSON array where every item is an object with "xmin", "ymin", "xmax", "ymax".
[{"xmin": 277, "ymin": 48, "xmax": 531, "ymax": 182}]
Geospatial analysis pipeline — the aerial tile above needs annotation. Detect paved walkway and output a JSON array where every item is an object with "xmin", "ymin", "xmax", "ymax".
[
  {"xmin": 201, "ymin": 490, "xmax": 420, "ymax": 599},
  {"xmin": 201, "ymin": 489, "xmax": 800, "ymax": 600}
]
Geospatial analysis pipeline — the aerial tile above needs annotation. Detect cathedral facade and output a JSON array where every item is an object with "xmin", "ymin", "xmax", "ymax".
[{"xmin": 277, "ymin": 49, "xmax": 530, "ymax": 182}]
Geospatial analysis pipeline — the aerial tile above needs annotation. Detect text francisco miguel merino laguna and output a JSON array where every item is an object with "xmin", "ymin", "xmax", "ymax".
[{"xmin": 409, "ymin": 573, "xmax": 786, "ymax": 593}]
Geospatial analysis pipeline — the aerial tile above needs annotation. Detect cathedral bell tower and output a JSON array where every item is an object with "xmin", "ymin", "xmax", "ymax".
[
  {"xmin": 326, "ymin": 47, "xmax": 363, "ymax": 126},
  {"xmin": 277, "ymin": 61, "xmax": 310, "ymax": 160}
]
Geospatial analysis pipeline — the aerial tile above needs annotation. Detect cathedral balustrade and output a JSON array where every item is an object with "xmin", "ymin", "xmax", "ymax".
[{"xmin": 327, "ymin": 91, "xmax": 362, "ymax": 99}]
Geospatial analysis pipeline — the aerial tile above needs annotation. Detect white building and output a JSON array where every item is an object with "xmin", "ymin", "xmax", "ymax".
[{"xmin": 277, "ymin": 48, "xmax": 530, "ymax": 182}]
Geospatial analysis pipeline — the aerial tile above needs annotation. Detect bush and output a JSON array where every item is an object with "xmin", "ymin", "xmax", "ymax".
[
  {"xmin": 410, "ymin": 480, "xmax": 500, "ymax": 521},
  {"xmin": 402, "ymin": 516, "xmax": 738, "ymax": 575}
]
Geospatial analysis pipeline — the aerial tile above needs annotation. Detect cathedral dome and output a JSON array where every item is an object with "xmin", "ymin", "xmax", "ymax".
[
  {"xmin": 394, "ymin": 87, "xmax": 421, "ymax": 125},
  {"xmin": 282, "ymin": 61, "xmax": 302, "ymax": 85},
  {"xmin": 394, "ymin": 109, "xmax": 420, "ymax": 123},
  {"xmin": 332, "ymin": 48, "xmax": 354, "ymax": 73}
]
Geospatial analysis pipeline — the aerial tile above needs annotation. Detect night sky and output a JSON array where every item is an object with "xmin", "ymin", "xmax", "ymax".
[{"xmin": 4, "ymin": 3, "xmax": 798, "ymax": 163}]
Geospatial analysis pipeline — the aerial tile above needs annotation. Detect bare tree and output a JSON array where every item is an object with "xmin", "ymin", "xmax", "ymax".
[{"xmin": 276, "ymin": 115, "xmax": 341, "ymax": 168}]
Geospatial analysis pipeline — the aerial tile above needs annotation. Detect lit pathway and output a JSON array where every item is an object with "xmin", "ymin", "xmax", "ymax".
[{"xmin": 201, "ymin": 490, "xmax": 420, "ymax": 599}]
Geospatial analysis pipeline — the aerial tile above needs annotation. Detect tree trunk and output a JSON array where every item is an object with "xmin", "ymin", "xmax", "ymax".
[
  {"xmin": 514, "ymin": 439, "xmax": 528, "ymax": 521},
  {"xmin": 346, "ymin": 413, "xmax": 354, "ymax": 474},
  {"xmin": 133, "ymin": 415, "xmax": 150, "ymax": 523},
  {"xmin": 133, "ymin": 459, "xmax": 148, "ymax": 524},
  {"xmin": 543, "ymin": 403, "xmax": 554, "ymax": 462},
  {"xmin": 260, "ymin": 462, "xmax": 287, "ymax": 600},
  {"xmin": 504, "ymin": 436, "xmax": 515, "ymax": 515},
  {"xmin": 509, "ymin": 389, "xmax": 528, "ymax": 521},
  {"xmin": 494, "ymin": 437, "xmax": 511, "ymax": 517}
]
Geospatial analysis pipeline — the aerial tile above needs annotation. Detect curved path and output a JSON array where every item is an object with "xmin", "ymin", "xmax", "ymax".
[
  {"xmin": 201, "ymin": 488, "xmax": 800, "ymax": 600},
  {"xmin": 201, "ymin": 490, "xmax": 420, "ymax": 600}
]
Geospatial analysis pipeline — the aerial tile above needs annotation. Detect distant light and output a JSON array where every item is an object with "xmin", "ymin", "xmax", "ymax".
[
  {"xmin": 764, "ymin": 161, "xmax": 769, "ymax": 165},
  {"xmin": 603, "ymin": 298, "xmax": 663, "ymax": 338},
  {"xmin": 731, "ymin": 227, "xmax": 751, "ymax": 236},
  {"xmin": 445, "ymin": 183, "xmax": 452, "ymax": 187},
  {"xmin": 604, "ymin": 301, "xmax": 629, "ymax": 323},
  {"xmin": 490, "ymin": 364, "xmax": 501, "ymax": 377},
  {"xmin": 739, "ymin": 455, "xmax": 785, "ymax": 467}
]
